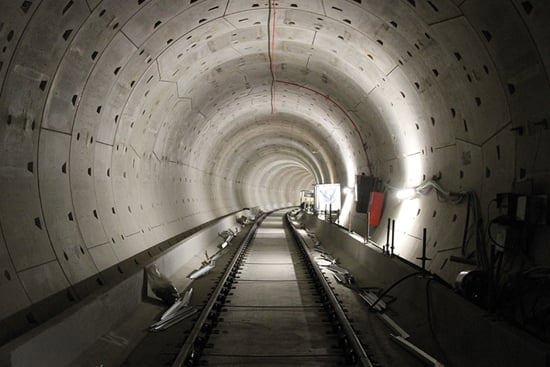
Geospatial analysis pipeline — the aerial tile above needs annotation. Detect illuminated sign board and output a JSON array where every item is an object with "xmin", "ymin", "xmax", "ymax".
[{"xmin": 314, "ymin": 184, "xmax": 341, "ymax": 211}]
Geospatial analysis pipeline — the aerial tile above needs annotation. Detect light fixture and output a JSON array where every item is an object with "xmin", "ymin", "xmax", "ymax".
[
  {"xmin": 395, "ymin": 188, "xmax": 416, "ymax": 200},
  {"xmin": 342, "ymin": 186, "xmax": 352, "ymax": 195}
]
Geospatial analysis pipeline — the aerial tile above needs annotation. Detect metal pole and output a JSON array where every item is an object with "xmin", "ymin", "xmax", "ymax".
[
  {"xmin": 391, "ymin": 219, "xmax": 395, "ymax": 256},
  {"xmin": 461, "ymin": 194, "xmax": 471, "ymax": 256},
  {"xmin": 416, "ymin": 228, "xmax": 431, "ymax": 274},
  {"xmin": 422, "ymin": 228, "xmax": 427, "ymax": 271},
  {"xmin": 366, "ymin": 211, "xmax": 370, "ymax": 245},
  {"xmin": 385, "ymin": 218, "xmax": 391, "ymax": 254},
  {"xmin": 288, "ymin": 217, "xmax": 376, "ymax": 367},
  {"xmin": 172, "ymin": 214, "xmax": 266, "ymax": 366}
]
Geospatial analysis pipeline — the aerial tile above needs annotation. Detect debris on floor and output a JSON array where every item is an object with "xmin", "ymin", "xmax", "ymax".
[
  {"xmin": 358, "ymin": 288, "xmax": 387, "ymax": 312},
  {"xmin": 149, "ymin": 288, "xmax": 197, "ymax": 332},
  {"xmin": 146, "ymin": 264, "xmax": 179, "ymax": 304},
  {"xmin": 188, "ymin": 258, "xmax": 216, "ymax": 280}
]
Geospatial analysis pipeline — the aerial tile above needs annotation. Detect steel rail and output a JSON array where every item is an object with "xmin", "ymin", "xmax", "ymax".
[
  {"xmin": 286, "ymin": 213, "xmax": 375, "ymax": 367},
  {"xmin": 171, "ymin": 212, "xmax": 268, "ymax": 366}
]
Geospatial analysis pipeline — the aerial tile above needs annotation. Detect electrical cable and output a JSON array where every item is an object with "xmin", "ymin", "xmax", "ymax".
[
  {"xmin": 486, "ymin": 199, "xmax": 497, "ymax": 224},
  {"xmin": 425, "ymin": 278, "xmax": 453, "ymax": 367},
  {"xmin": 369, "ymin": 271, "xmax": 423, "ymax": 310},
  {"xmin": 461, "ymin": 191, "xmax": 489, "ymax": 272},
  {"xmin": 488, "ymin": 220, "xmax": 506, "ymax": 249},
  {"xmin": 461, "ymin": 194, "xmax": 472, "ymax": 256},
  {"xmin": 425, "ymin": 278, "xmax": 439, "ymax": 340},
  {"xmin": 529, "ymin": 128, "xmax": 543, "ymax": 176},
  {"xmin": 416, "ymin": 180, "xmax": 466, "ymax": 204},
  {"xmin": 390, "ymin": 180, "xmax": 490, "ymax": 271},
  {"xmin": 523, "ymin": 267, "xmax": 550, "ymax": 277},
  {"xmin": 494, "ymin": 251, "xmax": 504, "ymax": 285}
]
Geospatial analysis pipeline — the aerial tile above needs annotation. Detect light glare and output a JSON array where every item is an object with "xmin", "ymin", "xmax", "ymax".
[{"xmin": 396, "ymin": 188, "xmax": 416, "ymax": 200}]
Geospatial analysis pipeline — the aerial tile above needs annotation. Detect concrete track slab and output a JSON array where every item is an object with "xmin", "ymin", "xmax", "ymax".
[
  {"xmin": 244, "ymin": 250, "xmax": 293, "ymax": 263},
  {"xmin": 255, "ymin": 228, "xmax": 287, "ymax": 238},
  {"xmin": 246, "ymin": 242, "xmax": 291, "ymax": 250},
  {"xmin": 205, "ymin": 307, "xmax": 337, "ymax": 356},
  {"xmin": 238, "ymin": 263, "xmax": 303, "ymax": 281},
  {"xmin": 228, "ymin": 280, "xmax": 318, "ymax": 307},
  {"xmin": 201, "ymin": 355, "xmax": 346, "ymax": 366}
]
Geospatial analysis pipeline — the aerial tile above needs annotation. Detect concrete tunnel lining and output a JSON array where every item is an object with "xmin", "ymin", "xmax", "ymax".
[{"xmin": 0, "ymin": 0, "xmax": 549, "ymax": 358}]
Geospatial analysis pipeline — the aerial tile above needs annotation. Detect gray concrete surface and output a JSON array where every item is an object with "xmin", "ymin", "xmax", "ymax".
[
  {"xmin": 202, "ymin": 211, "xmax": 345, "ymax": 364},
  {"xmin": 0, "ymin": 212, "xmax": 247, "ymax": 366},
  {"xmin": 301, "ymin": 213, "xmax": 550, "ymax": 367},
  {"xmin": 0, "ymin": 0, "xmax": 549, "ymax": 364}
]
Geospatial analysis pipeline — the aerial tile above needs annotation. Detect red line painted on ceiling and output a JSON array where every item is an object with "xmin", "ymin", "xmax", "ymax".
[
  {"xmin": 275, "ymin": 79, "xmax": 373, "ymax": 175},
  {"xmin": 265, "ymin": 3, "xmax": 372, "ymax": 175},
  {"xmin": 269, "ymin": 1, "xmax": 277, "ymax": 114}
]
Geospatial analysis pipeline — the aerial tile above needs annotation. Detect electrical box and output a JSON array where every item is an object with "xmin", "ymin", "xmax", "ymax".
[
  {"xmin": 368, "ymin": 192, "xmax": 385, "ymax": 227},
  {"xmin": 496, "ymin": 193, "xmax": 519, "ymax": 219},
  {"xmin": 496, "ymin": 192, "xmax": 548, "ymax": 225},
  {"xmin": 455, "ymin": 270, "xmax": 488, "ymax": 306},
  {"xmin": 528, "ymin": 195, "xmax": 548, "ymax": 225},
  {"xmin": 355, "ymin": 175, "xmax": 382, "ymax": 213}
]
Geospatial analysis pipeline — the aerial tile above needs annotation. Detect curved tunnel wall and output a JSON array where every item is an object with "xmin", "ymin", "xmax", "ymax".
[{"xmin": 0, "ymin": 0, "xmax": 549, "ymax": 342}]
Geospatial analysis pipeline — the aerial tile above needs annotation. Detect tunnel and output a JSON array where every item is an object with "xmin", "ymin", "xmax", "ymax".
[{"xmin": 0, "ymin": 0, "xmax": 549, "ymax": 366}]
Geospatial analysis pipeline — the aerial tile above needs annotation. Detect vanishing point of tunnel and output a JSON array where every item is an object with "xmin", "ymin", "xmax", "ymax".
[{"xmin": 0, "ymin": 0, "xmax": 549, "ymax": 366}]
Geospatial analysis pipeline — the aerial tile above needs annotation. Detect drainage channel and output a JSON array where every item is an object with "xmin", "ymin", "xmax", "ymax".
[{"xmin": 172, "ymin": 210, "xmax": 374, "ymax": 366}]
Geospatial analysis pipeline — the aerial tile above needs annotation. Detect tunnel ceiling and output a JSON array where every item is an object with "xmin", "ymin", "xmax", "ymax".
[{"xmin": 1, "ymin": 0, "xmax": 549, "ymax": 339}]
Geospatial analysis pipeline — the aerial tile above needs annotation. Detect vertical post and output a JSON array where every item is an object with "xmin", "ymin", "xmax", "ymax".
[
  {"xmin": 385, "ymin": 218, "xmax": 391, "ymax": 254},
  {"xmin": 489, "ymin": 242, "xmax": 495, "ymax": 312},
  {"xmin": 415, "ymin": 228, "xmax": 432, "ymax": 274},
  {"xmin": 390, "ymin": 219, "xmax": 395, "ymax": 256},
  {"xmin": 366, "ymin": 211, "xmax": 370, "ymax": 245},
  {"xmin": 461, "ymin": 194, "xmax": 471, "ymax": 256},
  {"xmin": 422, "ymin": 228, "xmax": 427, "ymax": 271},
  {"xmin": 349, "ymin": 211, "xmax": 353, "ymax": 233},
  {"xmin": 329, "ymin": 203, "xmax": 332, "ymax": 223}
]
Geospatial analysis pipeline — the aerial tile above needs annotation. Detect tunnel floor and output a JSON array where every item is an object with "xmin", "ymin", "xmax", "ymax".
[
  {"xmin": 72, "ymin": 211, "xmax": 434, "ymax": 366},
  {"xmin": 200, "ymin": 211, "xmax": 346, "ymax": 366}
]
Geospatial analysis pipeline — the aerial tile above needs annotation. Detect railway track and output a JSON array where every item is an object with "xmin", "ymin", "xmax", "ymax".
[{"xmin": 172, "ymin": 210, "xmax": 375, "ymax": 366}]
